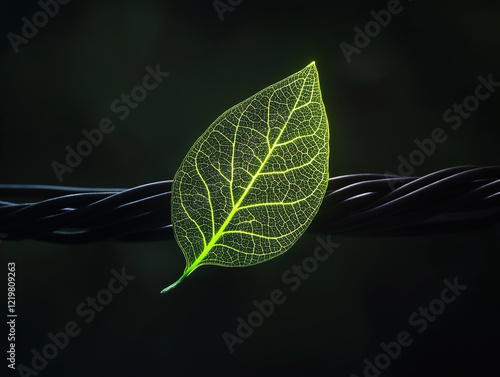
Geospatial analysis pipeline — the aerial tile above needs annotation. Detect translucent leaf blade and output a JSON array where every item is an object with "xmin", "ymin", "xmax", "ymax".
[{"xmin": 163, "ymin": 62, "xmax": 329, "ymax": 292}]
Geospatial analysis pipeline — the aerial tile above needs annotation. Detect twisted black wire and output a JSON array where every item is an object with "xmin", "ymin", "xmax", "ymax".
[{"xmin": 0, "ymin": 166, "xmax": 499, "ymax": 244}]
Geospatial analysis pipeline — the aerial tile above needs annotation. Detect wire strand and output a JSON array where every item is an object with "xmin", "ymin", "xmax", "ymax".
[{"xmin": 0, "ymin": 166, "xmax": 499, "ymax": 243}]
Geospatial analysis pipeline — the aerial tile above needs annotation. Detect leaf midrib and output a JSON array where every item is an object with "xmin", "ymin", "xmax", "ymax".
[{"xmin": 184, "ymin": 69, "xmax": 313, "ymax": 277}]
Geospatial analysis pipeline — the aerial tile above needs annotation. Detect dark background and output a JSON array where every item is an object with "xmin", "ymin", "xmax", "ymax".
[{"xmin": 1, "ymin": 0, "xmax": 499, "ymax": 376}]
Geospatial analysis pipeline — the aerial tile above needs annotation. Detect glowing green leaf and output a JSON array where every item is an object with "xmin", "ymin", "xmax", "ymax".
[{"xmin": 162, "ymin": 62, "xmax": 329, "ymax": 293}]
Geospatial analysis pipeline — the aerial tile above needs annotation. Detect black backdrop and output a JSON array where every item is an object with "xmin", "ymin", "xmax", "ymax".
[{"xmin": 1, "ymin": 1, "xmax": 499, "ymax": 376}]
